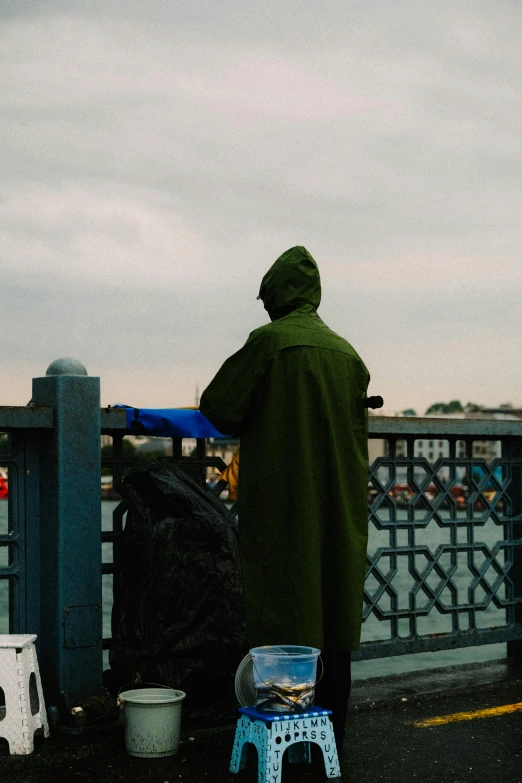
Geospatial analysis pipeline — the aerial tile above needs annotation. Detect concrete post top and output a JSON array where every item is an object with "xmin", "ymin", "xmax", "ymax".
[{"xmin": 45, "ymin": 358, "xmax": 88, "ymax": 377}]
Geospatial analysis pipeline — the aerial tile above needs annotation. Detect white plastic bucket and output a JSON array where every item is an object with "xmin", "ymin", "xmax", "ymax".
[
  {"xmin": 250, "ymin": 645, "xmax": 320, "ymax": 713},
  {"xmin": 119, "ymin": 687, "xmax": 186, "ymax": 758}
]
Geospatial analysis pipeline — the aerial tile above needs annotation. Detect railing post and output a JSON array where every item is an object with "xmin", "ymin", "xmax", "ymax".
[
  {"xmin": 507, "ymin": 438, "xmax": 522, "ymax": 664},
  {"xmin": 31, "ymin": 358, "xmax": 102, "ymax": 715}
]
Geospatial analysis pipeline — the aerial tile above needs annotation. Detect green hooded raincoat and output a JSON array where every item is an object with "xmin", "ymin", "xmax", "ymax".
[{"xmin": 200, "ymin": 247, "xmax": 370, "ymax": 651}]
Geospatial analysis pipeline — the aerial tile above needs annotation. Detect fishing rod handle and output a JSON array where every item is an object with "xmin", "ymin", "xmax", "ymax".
[{"xmin": 363, "ymin": 396, "xmax": 384, "ymax": 409}]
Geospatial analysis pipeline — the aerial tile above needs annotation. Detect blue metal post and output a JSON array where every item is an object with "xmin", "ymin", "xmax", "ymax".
[{"xmin": 31, "ymin": 358, "xmax": 102, "ymax": 714}]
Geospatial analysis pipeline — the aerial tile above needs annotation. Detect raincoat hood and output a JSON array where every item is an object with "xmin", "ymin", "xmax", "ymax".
[{"xmin": 258, "ymin": 246, "xmax": 321, "ymax": 321}]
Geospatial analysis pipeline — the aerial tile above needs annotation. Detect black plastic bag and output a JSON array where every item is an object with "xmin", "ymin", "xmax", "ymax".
[{"xmin": 109, "ymin": 464, "xmax": 247, "ymax": 714}]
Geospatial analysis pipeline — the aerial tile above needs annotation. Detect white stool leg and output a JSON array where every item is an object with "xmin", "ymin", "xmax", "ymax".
[
  {"xmin": 19, "ymin": 646, "xmax": 36, "ymax": 755},
  {"xmin": 230, "ymin": 716, "xmax": 251, "ymax": 773},
  {"xmin": 257, "ymin": 743, "xmax": 269, "ymax": 783},
  {"xmin": 0, "ymin": 635, "xmax": 49, "ymax": 756},
  {"xmin": 28, "ymin": 642, "xmax": 49, "ymax": 738},
  {"xmin": 233, "ymin": 719, "xmax": 280, "ymax": 783},
  {"xmin": 266, "ymin": 728, "xmax": 285, "ymax": 783},
  {"xmin": 319, "ymin": 719, "xmax": 341, "ymax": 779},
  {"xmin": 255, "ymin": 727, "xmax": 280, "ymax": 783},
  {"xmin": 0, "ymin": 647, "xmax": 33, "ymax": 755}
]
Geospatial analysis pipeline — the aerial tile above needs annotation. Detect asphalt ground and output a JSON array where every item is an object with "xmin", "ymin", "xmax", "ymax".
[{"xmin": 1, "ymin": 661, "xmax": 521, "ymax": 783}]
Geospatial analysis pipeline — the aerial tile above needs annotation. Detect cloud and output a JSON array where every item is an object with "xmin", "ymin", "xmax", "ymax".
[
  {"xmin": 1, "ymin": 2, "xmax": 521, "ymax": 413},
  {"xmin": 0, "ymin": 181, "xmax": 218, "ymax": 287}
]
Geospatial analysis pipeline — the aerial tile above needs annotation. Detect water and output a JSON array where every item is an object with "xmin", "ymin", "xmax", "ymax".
[
  {"xmin": 0, "ymin": 500, "xmax": 506, "ymax": 680},
  {"xmin": 255, "ymin": 682, "xmax": 316, "ymax": 713}
]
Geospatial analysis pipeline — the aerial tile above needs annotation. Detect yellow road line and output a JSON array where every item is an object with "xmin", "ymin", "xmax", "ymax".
[{"xmin": 412, "ymin": 702, "xmax": 522, "ymax": 728}]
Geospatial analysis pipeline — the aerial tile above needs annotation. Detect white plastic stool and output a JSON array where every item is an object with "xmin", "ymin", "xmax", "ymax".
[
  {"xmin": 0, "ymin": 634, "xmax": 49, "ymax": 754},
  {"xmin": 230, "ymin": 706, "xmax": 341, "ymax": 783}
]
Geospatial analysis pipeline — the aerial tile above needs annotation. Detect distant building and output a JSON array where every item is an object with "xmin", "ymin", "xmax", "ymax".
[
  {"xmin": 206, "ymin": 435, "xmax": 240, "ymax": 462},
  {"xmin": 402, "ymin": 411, "xmax": 517, "ymax": 465},
  {"xmin": 134, "ymin": 437, "xmax": 172, "ymax": 456},
  {"xmin": 480, "ymin": 407, "xmax": 522, "ymax": 419},
  {"xmin": 100, "ymin": 433, "xmax": 195, "ymax": 456}
]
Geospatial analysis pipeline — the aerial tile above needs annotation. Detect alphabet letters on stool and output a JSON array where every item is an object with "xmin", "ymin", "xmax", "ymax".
[{"xmin": 230, "ymin": 706, "xmax": 341, "ymax": 783}]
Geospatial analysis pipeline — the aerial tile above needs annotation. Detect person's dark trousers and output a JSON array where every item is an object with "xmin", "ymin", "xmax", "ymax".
[{"xmin": 314, "ymin": 649, "xmax": 352, "ymax": 748}]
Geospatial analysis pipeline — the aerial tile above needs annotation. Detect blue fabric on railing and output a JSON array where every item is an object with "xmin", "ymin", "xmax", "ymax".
[{"xmin": 113, "ymin": 405, "xmax": 226, "ymax": 438}]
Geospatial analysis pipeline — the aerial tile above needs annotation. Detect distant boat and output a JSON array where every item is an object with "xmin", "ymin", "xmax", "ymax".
[
  {"xmin": 0, "ymin": 469, "xmax": 7, "ymax": 499},
  {"xmin": 0, "ymin": 472, "xmax": 120, "ymax": 501},
  {"xmin": 101, "ymin": 475, "xmax": 120, "ymax": 500}
]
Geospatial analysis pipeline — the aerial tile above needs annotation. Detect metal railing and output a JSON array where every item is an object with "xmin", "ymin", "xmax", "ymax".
[
  {"xmin": 100, "ymin": 415, "xmax": 522, "ymax": 661},
  {"xmin": 0, "ymin": 419, "xmax": 45, "ymax": 637},
  {"xmin": 360, "ymin": 417, "xmax": 522, "ymax": 660},
  {"xmin": 0, "ymin": 367, "xmax": 103, "ymax": 713},
  {"xmin": 1, "ymin": 364, "xmax": 521, "ymax": 713}
]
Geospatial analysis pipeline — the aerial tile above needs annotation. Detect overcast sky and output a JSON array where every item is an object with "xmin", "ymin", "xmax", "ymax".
[{"xmin": 1, "ymin": 1, "xmax": 520, "ymax": 415}]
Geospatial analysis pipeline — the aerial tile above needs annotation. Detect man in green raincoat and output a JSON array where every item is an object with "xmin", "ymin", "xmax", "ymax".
[{"xmin": 200, "ymin": 246, "xmax": 370, "ymax": 744}]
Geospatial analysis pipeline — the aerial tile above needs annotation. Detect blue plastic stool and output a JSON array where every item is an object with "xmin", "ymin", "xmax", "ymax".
[{"xmin": 230, "ymin": 706, "xmax": 341, "ymax": 783}]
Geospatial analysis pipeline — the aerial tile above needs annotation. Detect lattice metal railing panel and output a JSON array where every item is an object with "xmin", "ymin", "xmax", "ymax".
[
  {"xmin": 0, "ymin": 433, "xmax": 13, "ymax": 635},
  {"xmin": 99, "ymin": 422, "xmax": 522, "ymax": 662},
  {"xmin": 358, "ymin": 435, "xmax": 522, "ymax": 659},
  {"xmin": 0, "ymin": 432, "xmax": 40, "ymax": 637}
]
